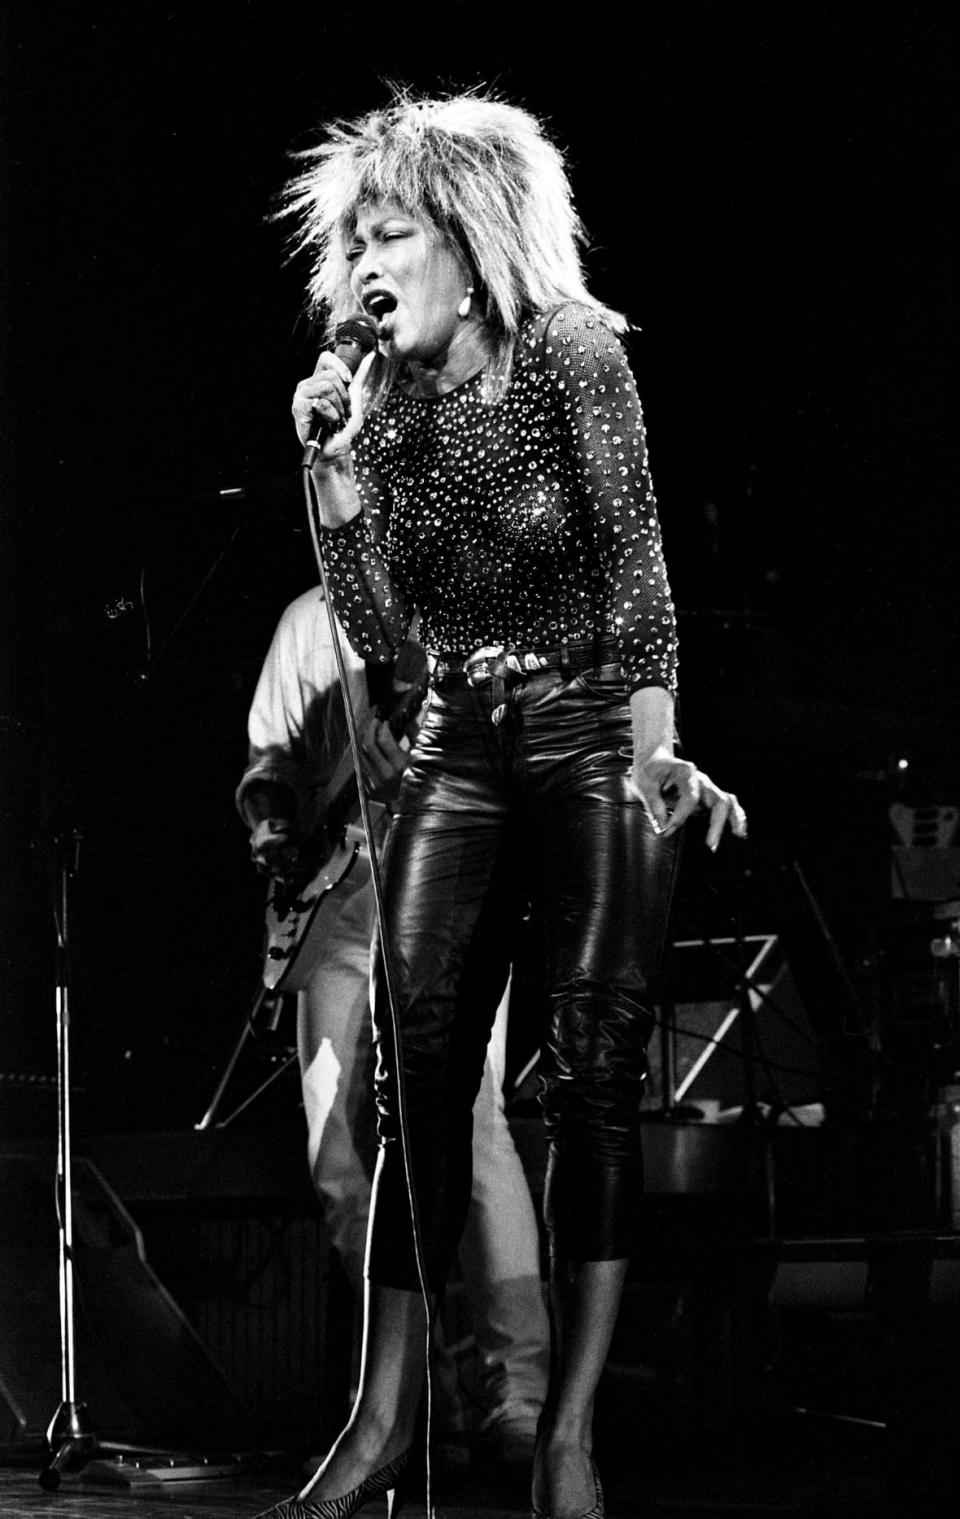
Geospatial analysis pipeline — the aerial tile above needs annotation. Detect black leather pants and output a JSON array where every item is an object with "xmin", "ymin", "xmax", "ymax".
[{"xmin": 366, "ymin": 662, "xmax": 679, "ymax": 1290}]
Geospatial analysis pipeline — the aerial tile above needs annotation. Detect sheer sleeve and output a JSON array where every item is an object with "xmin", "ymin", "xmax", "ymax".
[
  {"xmin": 320, "ymin": 427, "xmax": 414, "ymax": 664},
  {"xmin": 538, "ymin": 305, "xmax": 678, "ymax": 693}
]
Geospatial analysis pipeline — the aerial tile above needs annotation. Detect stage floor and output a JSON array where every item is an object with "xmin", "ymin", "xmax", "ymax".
[{"xmin": 0, "ymin": 1434, "xmax": 900, "ymax": 1518}]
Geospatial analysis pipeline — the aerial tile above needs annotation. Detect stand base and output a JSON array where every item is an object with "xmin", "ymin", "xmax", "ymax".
[
  {"xmin": 40, "ymin": 1401, "xmax": 248, "ymax": 1490},
  {"xmin": 40, "ymin": 1400, "xmax": 97, "ymax": 1490}
]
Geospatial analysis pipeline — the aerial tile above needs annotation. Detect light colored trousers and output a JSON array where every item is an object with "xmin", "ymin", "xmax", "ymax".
[{"xmin": 296, "ymin": 845, "xmax": 548, "ymax": 1416}]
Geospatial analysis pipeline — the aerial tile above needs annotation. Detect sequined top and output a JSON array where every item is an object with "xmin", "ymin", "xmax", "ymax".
[{"xmin": 321, "ymin": 302, "xmax": 678, "ymax": 694}]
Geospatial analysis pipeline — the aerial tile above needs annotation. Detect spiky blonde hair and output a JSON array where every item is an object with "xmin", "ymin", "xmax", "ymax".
[{"xmin": 277, "ymin": 90, "xmax": 627, "ymax": 402}]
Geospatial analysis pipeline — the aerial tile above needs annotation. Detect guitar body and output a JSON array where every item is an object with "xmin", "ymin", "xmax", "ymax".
[{"xmin": 262, "ymin": 830, "xmax": 362, "ymax": 993}]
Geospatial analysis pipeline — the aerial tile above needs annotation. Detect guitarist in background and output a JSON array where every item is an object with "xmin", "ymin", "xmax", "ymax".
[{"xmin": 236, "ymin": 586, "xmax": 549, "ymax": 1471}]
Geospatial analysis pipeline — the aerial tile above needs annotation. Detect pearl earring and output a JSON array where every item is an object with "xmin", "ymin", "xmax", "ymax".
[{"xmin": 457, "ymin": 287, "xmax": 474, "ymax": 319}]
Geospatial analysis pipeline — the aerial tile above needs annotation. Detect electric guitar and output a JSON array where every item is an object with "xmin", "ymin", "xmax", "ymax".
[{"xmin": 261, "ymin": 659, "xmax": 429, "ymax": 995}]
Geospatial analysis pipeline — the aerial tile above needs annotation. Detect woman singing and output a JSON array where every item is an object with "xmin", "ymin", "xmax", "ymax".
[{"xmin": 258, "ymin": 91, "xmax": 746, "ymax": 1519}]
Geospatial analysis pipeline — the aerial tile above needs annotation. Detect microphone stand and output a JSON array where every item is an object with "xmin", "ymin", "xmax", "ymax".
[
  {"xmin": 39, "ymin": 830, "xmax": 136, "ymax": 1490},
  {"xmin": 39, "ymin": 830, "xmax": 95, "ymax": 1489},
  {"xmin": 36, "ymin": 488, "xmax": 271, "ymax": 1489}
]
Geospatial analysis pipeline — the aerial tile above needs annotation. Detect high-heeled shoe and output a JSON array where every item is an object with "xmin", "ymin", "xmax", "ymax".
[
  {"xmin": 531, "ymin": 1456, "xmax": 604, "ymax": 1519},
  {"xmin": 252, "ymin": 1445, "xmax": 412, "ymax": 1519}
]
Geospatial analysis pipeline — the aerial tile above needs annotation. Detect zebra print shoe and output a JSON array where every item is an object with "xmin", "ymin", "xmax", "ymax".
[{"xmin": 252, "ymin": 1445, "xmax": 412, "ymax": 1519}]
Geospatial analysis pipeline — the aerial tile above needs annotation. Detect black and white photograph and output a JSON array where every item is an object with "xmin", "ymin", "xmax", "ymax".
[{"xmin": 1, "ymin": 4, "xmax": 957, "ymax": 1515}]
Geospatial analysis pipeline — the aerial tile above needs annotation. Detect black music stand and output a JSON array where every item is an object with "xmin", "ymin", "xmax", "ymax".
[{"xmin": 651, "ymin": 923, "xmax": 799, "ymax": 1236}]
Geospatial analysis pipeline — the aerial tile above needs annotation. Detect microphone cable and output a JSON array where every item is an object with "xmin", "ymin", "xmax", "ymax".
[{"xmin": 301, "ymin": 458, "xmax": 438, "ymax": 1518}]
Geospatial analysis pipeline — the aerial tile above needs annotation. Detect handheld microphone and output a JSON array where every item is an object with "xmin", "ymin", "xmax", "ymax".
[{"xmin": 301, "ymin": 315, "xmax": 379, "ymax": 469}]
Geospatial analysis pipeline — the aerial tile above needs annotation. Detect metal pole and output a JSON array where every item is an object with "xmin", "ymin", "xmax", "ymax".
[{"xmin": 40, "ymin": 831, "xmax": 96, "ymax": 1491}]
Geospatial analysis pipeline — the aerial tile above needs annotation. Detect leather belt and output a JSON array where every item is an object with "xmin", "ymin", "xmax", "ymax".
[
  {"xmin": 432, "ymin": 637, "xmax": 620, "ymax": 724},
  {"xmin": 432, "ymin": 636, "xmax": 619, "ymax": 686}
]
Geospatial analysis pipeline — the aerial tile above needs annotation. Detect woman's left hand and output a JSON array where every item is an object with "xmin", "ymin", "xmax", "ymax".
[{"xmin": 629, "ymin": 754, "xmax": 747, "ymax": 850}]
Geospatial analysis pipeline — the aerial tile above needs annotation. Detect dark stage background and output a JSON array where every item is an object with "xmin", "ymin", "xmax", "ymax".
[{"xmin": 1, "ymin": 2, "xmax": 957, "ymax": 1139}]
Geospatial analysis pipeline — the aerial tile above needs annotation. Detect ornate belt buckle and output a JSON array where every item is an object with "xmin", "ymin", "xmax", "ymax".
[{"xmin": 465, "ymin": 644, "xmax": 505, "ymax": 688}]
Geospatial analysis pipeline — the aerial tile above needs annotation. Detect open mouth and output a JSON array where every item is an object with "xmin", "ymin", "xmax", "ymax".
[{"xmin": 365, "ymin": 292, "xmax": 397, "ymax": 323}]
